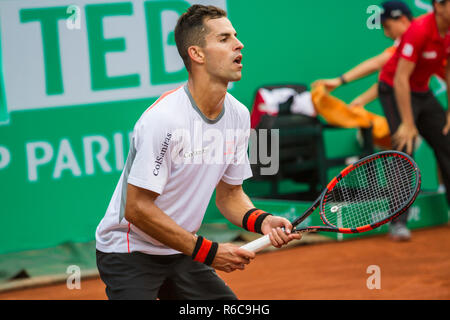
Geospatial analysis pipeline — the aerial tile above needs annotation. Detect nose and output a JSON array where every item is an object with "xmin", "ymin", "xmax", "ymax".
[{"xmin": 235, "ymin": 38, "xmax": 244, "ymax": 51}]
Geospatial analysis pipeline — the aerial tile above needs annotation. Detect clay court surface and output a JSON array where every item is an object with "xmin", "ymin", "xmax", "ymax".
[{"xmin": 1, "ymin": 225, "xmax": 449, "ymax": 300}]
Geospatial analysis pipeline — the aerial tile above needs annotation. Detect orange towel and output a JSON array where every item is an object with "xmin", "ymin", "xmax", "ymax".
[{"xmin": 311, "ymin": 85, "xmax": 391, "ymax": 149}]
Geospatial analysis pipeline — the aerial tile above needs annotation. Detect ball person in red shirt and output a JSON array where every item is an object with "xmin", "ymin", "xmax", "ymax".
[{"xmin": 378, "ymin": 0, "xmax": 450, "ymax": 240}]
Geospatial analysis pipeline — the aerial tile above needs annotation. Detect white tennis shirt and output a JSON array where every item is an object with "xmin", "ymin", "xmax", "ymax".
[{"xmin": 96, "ymin": 84, "xmax": 253, "ymax": 255}]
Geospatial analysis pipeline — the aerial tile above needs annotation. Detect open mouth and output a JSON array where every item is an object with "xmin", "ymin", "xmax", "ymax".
[{"xmin": 233, "ymin": 55, "xmax": 243, "ymax": 65}]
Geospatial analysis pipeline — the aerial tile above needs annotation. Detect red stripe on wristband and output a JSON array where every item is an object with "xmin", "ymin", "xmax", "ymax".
[
  {"xmin": 247, "ymin": 209, "xmax": 266, "ymax": 233},
  {"xmin": 193, "ymin": 238, "xmax": 213, "ymax": 263}
]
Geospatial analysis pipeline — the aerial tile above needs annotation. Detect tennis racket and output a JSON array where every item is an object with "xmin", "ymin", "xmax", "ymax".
[{"xmin": 241, "ymin": 150, "xmax": 421, "ymax": 253}]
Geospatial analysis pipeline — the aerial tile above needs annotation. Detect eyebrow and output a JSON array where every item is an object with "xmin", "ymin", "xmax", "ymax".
[{"xmin": 217, "ymin": 32, "xmax": 237, "ymax": 38}]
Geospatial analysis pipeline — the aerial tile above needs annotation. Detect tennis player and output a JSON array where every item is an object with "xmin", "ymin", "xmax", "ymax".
[
  {"xmin": 378, "ymin": 0, "xmax": 450, "ymax": 240},
  {"xmin": 95, "ymin": 4, "xmax": 301, "ymax": 300}
]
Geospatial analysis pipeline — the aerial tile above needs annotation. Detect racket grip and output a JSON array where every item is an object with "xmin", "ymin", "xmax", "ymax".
[{"xmin": 240, "ymin": 234, "xmax": 271, "ymax": 253}]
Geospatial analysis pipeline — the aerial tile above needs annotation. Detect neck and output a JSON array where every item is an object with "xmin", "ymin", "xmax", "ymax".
[
  {"xmin": 187, "ymin": 72, "xmax": 228, "ymax": 120},
  {"xmin": 435, "ymin": 12, "xmax": 449, "ymax": 37}
]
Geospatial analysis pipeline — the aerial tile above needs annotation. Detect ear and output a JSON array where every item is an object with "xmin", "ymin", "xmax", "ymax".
[{"xmin": 187, "ymin": 46, "xmax": 205, "ymax": 65}]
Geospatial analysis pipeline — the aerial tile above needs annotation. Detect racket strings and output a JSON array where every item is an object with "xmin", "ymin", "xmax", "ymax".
[{"xmin": 322, "ymin": 156, "xmax": 417, "ymax": 229}]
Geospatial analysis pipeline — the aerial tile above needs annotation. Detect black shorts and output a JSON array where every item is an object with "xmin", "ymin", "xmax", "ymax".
[{"xmin": 96, "ymin": 250, "xmax": 237, "ymax": 300}]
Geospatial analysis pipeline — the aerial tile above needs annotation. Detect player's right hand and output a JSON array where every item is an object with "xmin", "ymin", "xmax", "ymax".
[
  {"xmin": 212, "ymin": 243, "xmax": 255, "ymax": 273},
  {"xmin": 311, "ymin": 78, "xmax": 341, "ymax": 91}
]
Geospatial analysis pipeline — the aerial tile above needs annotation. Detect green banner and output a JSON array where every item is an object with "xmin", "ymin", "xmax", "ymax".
[{"xmin": 0, "ymin": 0, "xmax": 445, "ymax": 254}]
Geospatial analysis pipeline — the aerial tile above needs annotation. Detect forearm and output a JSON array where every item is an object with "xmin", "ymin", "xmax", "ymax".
[
  {"xmin": 215, "ymin": 181, "xmax": 302, "ymax": 248},
  {"xmin": 393, "ymin": 75, "xmax": 415, "ymax": 126},
  {"xmin": 343, "ymin": 59, "xmax": 379, "ymax": 83},
  {"xmin": 215, "ymin": 183, "xmax": 254, "ymax": 227},
  {"xmin": 351, "ymin": 83, "xmax": 379, "ymax": 106},
  {"xmin": 343, "ymin": 52, "xmax": 389, "ymax": 83},
  {"xmin": 313, "ymin": 52, "xmax": 389, "ymax": 90}
]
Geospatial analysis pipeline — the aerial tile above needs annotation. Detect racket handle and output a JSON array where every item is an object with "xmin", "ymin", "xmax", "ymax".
[{"xmin": 240, "ymin": 234, "xmax": 271, "ymax": 253}]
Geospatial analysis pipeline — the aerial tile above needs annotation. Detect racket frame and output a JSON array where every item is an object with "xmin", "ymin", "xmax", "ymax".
[{"xmin": 291, "ymin": 150, "xmax": 421, "ymax": 234}]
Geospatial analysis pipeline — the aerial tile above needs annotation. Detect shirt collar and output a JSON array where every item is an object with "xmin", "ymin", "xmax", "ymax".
[{"xmin": 184, "ymin": 84, "xmax": 225, "ymax": 125}]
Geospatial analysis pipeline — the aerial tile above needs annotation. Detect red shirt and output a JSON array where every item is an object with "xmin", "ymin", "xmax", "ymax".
[{"xmin": 379, "ymin": 13, "xmax": 450, "ymax": 92}]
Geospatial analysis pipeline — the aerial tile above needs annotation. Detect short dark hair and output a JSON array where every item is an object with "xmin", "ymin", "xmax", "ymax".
[
  {"xmin": 174, "ymin": 5, "xmax": 227, "ymax": 72},
  {"xmin": 380, "ymin": 1, "xmax": 413, "ymax": 22},
  {"xmin": 432, "ymin": 0, "xmax": 447, "ymax": 6}
]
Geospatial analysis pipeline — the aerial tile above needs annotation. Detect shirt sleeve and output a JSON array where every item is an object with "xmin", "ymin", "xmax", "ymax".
[
  {"xmin": 221, "ymin": 110, "xmax": 253, "ymax": 185},
  {"xmin": 127, "ymin": 115, "xmax": 173, "ymax": 194},
  {"xmin": 398, "ymin": 25, "xmax": 426, "ymax": 64}
]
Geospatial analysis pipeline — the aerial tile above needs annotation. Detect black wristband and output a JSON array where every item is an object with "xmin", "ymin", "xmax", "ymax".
[
  {"xmin": 204, "ymin": 242, "xmax": 218, "ymax": 266},
  {"xmin": 192, "ymin": 236, "xmax": 204, "ymax": 259},
  {"xmin": 192, "ymin": 236, "xmax": 218, "ymax": 266},
  {"xmin": 242, "ymin": 208, "xmax": 272, "ymax": 234},
  {"xmin": 340, "ymin": 75, "xmax": 347, "ymax": 85}
]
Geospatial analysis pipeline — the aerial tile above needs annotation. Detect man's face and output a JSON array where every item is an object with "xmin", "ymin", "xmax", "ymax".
[
  {"xmin": 437, "ymin": 1, "xmax": 450, "ymax": 25},
  {"xmin": 201, "ymin": 17, "xmax": 244, "ymax": 83},
  {"xmin": 382, "ymin": 17, "xmax": 409, "ymax": 40}
]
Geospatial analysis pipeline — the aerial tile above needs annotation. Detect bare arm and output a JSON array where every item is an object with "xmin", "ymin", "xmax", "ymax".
[
  {"xmin": 215, "ymin": 180, "xmax": 301, "ymax": 248},
  {"xmin": 393, "ymin": 58, "xmax": 416, "ymax": 127},
  {"xmin": 124, "ymin": 183, "xmax": 256, "ymax": 273},
  {"xmin": 312, "ymin": 50, "xmax": 392, "ymax": 91},
  {"xmin": 343, "ymin": 50, "xmax": 392, "ymax": 83},
  {"xmin": 124, "ymin": 184, "xmax": 197, "ymax": 255},
  {"xmin": 215, "ymin": 180, "xmax": 254, "ymax": 227},
  {"xmin": 349, "ymin": 83, "xmax": 379, "ymax": 107},
  {"xmin": 392, "ymin": 58, "xmax": 418, "ymax": 154}
]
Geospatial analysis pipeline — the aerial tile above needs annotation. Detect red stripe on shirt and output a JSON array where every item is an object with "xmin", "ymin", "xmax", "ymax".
[
  {"xmin": 127, "ymin": 223, "xmax": 131, "ymax": 253},
  {"xmin": 145, "ymin": 86, "xmax": 183, "ymax": 113}
]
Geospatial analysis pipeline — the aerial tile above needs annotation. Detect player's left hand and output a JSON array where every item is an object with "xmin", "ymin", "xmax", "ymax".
[
  {"xmin": 260, "ymin": 215, "xmax": 302, "ymax": 248},
  {"xmin": 442, "ymin": 111, "xmax": 450, "ymax": 136}
]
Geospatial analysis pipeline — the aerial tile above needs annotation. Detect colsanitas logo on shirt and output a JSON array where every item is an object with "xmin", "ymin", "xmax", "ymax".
[{"xmin": 153, "ymin": 133, "xmax": 172, "ymax": 176}]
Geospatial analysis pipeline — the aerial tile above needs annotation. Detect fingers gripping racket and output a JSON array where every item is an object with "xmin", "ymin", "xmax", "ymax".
[{"xmin": 241, "ymin": 151, "xmax": 421, "ymax": 253}]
